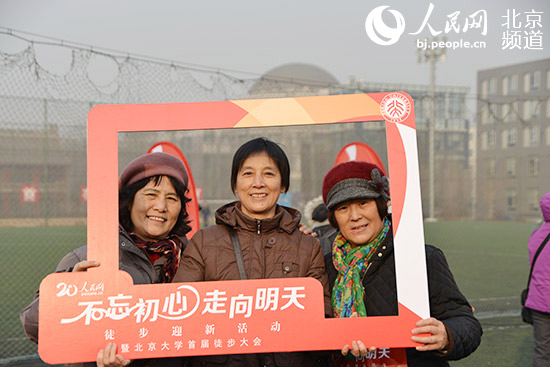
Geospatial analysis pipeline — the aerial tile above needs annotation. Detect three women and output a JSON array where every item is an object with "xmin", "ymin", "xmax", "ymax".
[{"xmin": 22, "ymin": 139, "xmax": 482, "ymax": 367}]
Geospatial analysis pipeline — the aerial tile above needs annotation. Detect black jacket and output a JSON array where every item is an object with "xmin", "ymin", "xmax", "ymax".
[{"xmin": 325, "ymin": 233, "xmax": 482, "ymax": 367}]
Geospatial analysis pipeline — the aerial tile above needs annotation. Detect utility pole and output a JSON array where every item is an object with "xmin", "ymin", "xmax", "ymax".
[
  {"xmin": 43, "ymin": 99, "xmax": 49, "ymax": 227},
  {"xmin": 417, "ymin": 37, "xmax": 446, "ymax": 221}
]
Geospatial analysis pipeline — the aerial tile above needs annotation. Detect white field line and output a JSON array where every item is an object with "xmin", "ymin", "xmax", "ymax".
[
  {"xmin": 482, "ymin": 324, "xmax": 532, "ymax": 331},
  {"xmin": 443, "ymin": 249, "xmax": 524, "ymax": 258},
  {"xmin": 470, "ymin": 296, "xmax": 518, "ymax": 302}
]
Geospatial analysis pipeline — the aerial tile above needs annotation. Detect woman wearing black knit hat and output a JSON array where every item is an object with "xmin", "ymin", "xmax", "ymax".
[
  {"xmin": 322, "ymin": 161, "xmax": 482, "ymax": 367},
  {"xmin": 20, "ymin": 152, "xmax": 192, "ymax": 367}
]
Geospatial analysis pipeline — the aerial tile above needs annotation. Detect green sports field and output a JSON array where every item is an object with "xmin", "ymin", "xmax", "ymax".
[
  {"xmin": 0, "ymin": 221, "xmax": 537, "ymax": 366},
  {"xmin": 424, "ymin": 221, "xmax": 536, "ymax": 367},
  {"xmin": 1, "ymin": 226, "xmax": 86, "ymax": 363},
  {"xmin": 424, "ymin": 220, "xmax": 533, "ymax": 306}
]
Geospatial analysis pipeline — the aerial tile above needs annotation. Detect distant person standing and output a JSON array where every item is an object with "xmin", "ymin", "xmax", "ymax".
[
  {"xmin": 305, "ymin": 196, "xmax": 338, "ymax": 256},
  {"xmin": 312, "ymin": 203, "xmax": 338, "ymax": 257},
  {"xmin": 311, "ymin": 202, "xmax": 331, "ymax": 236},
  {"xmin": 199, "ymin": 200, "xmax": 211, "ymax": 227},
  {"xmin": 525, "ymin": 192, "xmax": 550, "ymax": 367}
]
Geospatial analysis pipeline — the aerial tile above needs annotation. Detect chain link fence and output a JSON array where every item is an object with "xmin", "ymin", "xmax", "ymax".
[{"xmin": 0, "ymin": 30, "xmax": 536, "ymax": 365}]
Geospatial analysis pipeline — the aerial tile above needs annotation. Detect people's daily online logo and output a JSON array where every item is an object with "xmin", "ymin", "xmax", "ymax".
[
  {"xmin": 365, "ymin": 6, "xmax": 405, "ymax": 46},
  {"xmin": 365, "ymin": 3, "xmax": 544, "ymax": 51}
]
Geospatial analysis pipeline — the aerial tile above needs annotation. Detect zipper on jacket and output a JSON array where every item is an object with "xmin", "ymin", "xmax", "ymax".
[
  {"xmin": 362, "ymin": 263, "xmax": 373, "ymax": 282},
  {"xmin": 256, "ymin": 219, "xmax": 266, "ymax": 278}
]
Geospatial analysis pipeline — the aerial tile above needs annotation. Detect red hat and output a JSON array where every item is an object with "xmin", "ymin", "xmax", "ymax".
[
  {"xmin": 119, "ymin": 152, "xmax": 189, "ymax": 189},
  {"xmin": 322, "ymin": 161, "xmax": 389, "ymax": 210}
]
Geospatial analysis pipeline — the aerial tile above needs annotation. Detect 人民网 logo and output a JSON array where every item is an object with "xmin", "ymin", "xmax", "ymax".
[{"xmin": 365, "ymin": 5, "xmax": 406, "ymax": 46}]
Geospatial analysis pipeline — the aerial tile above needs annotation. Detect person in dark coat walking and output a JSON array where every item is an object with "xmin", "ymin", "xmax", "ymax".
[
  {"xmin": 305, "ymin": 196, "xmax": 338, "ymax": 256},
  {"xmin": 321, "ymin": 161, "xmax": 482, "ymax": 367}
]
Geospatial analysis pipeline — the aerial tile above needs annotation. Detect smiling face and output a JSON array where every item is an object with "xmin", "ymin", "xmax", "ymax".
[
  {"xmin": 334, "ymin": 199, "xmax": 384, "ymax": 247},
  {"xmin": 235, "ymin": 151, "xmax": 285, "ymax": 220},
  {"xmin": 130, "ymin": 176, "xmax": 181, "ymax": 242}
]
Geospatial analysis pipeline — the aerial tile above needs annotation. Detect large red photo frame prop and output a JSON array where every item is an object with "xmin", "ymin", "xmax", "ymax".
[{"xmin": 38, "ymin": 92, "xmax": 428, "ymax": 363}]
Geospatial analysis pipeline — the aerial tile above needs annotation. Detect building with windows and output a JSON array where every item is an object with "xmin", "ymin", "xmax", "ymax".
[
  {"xmin": 341, "ymin": 78, "xmax": 472, "ymax": 219},
  {"xmin": 0, "ymin": 126, "xmax": 80, "ymax": 219},
  {"xmin": 136, "ymin": 63, "xmax": 473, "ymax": 219},
  {"xmin": 476, "ymin": 58, "xmax": 550, "ymax": 220},
  {"xmin": 185, "ymin": 64, "xmax": 473, "ymax": 219}
]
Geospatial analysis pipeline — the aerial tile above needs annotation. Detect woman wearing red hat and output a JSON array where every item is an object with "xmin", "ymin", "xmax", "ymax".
[
  {"xmin": 321, "ymin": 161, "xmax": 482, "ymax": 367},
  {"xmin": 20, "ymin": 152, "xmax": 192, "ymax": 367}
]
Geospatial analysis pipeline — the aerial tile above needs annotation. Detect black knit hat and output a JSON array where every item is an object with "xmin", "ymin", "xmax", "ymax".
[{"xmin": 312, "ymin": 203, "xmax": 328, "ymax": 222}]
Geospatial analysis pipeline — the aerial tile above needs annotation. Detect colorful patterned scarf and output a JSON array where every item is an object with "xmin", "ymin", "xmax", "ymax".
[
  {"xmin": 130, "ymin": 233, "xmax": 184, "ymax": 283},
  {"xmin": 331, "ymin": 218, "xmax": 390, "ymax": 318}
]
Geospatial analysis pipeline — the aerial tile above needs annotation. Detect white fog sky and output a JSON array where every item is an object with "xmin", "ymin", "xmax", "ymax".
[{"xmin": 0, "ymin": 0, "xmax": 548, "ymax": 91}]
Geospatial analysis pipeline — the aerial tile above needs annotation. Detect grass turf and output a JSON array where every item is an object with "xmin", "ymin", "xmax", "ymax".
[
  {"xmin": 1, "ymin": 226, "xmax": 87, "ymax": 359},
  {"xmin": 423, "ymin": 221, "xmax": 533, "ymax": 300}
]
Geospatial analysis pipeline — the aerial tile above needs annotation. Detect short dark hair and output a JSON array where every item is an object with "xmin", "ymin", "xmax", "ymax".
[
  {"xmin": 119, "ymin": 175, "xmax": 192, "ymax": 237},
  {"xmin": 230, "ymin": 137, "xmax": 290, "ymax": 193},
  {"xmin": 328, "ymin": 196, "xmax": 389, "ymax": 229}
]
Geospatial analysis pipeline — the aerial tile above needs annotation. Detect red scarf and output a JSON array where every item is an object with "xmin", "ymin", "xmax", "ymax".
[{"xmin": 130, "ymin": 233, "xmax": 184, "ymax": 283}]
